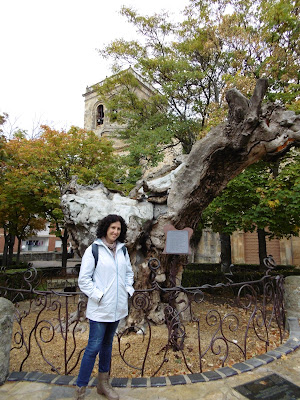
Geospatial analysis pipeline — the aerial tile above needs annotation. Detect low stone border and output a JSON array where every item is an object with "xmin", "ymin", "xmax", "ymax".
[{"xmin": 6, "ymin": 317, "xmax": 300, "ymax": 388}]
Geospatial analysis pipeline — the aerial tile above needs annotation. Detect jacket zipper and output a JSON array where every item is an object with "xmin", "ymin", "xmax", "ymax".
[
  {"xmin": 99, "ymin": 241, "xmax": 121, "ymax": 321},
  {"xmin": 101, "ymin": 243, "xmax": 119, "ymax": 321},
  {"xmin": 115, "ymin": 249, "xmax": 119, "ymax": 321}
]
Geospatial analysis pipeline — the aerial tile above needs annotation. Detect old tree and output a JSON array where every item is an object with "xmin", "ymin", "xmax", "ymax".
[
  {"xmin": 62, "ymin": 0, "xmax": 300, "ymax": 324},
  {"xmin": 62, "ymin": 79, "xmax": 300, "ymax": 324}
]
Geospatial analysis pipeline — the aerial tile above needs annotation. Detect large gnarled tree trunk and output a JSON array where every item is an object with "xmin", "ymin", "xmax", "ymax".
[{"xmin": 61, "ymin": 79, "xmax": 300, "ymax": 325}]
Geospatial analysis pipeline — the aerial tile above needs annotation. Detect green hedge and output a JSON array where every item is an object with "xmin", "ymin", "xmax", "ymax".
[
  {"xmin": 181, "ymin": 263, "xmax": 300, "ymax": 287},
  {"xmin": 0, "ymin": 266, "xmax": 65, "ymax": 303}
]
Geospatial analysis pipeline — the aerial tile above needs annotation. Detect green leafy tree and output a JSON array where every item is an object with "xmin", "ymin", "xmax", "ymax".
[
  {"xmin": 21, "ymin": 125, "xmax": 122, "ymax": 270},
  {"xmin": 97, "ymin": 0, "xmax": 299, "ymax": 176},
  {"xmin": 217, "ymin": 0, "xmax": 300, "ymax": 108},
  {"xmin": 0, "ymin": 136, "xmax": 47, "ymax": 265},
  {"xmin": 202, "ymin": 149, "xmax": 300, "ymax": 266},
  {"xmin": 201, "ymin": 161, "xmax": 271, "ymax": 267},
  {"xmin": 0, "ymin": 126, "xmax": 121, "ymax": 269}
]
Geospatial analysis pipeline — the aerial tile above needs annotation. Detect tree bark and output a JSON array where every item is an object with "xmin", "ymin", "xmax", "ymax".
[
  {"xmin": 16, "ymin": 237, "xmax": 22, "ymax": 265},
  {"xmin": 220, "ymin": 232, "xmax": 232, "ymax": 270},
  {"xmin": 257, "ymin": 228, "xmax": 267, "ymax": 269},
  {"xmin": 2, "ymin": 226, "xmax": 9, "ymax": 267},
  {"xmin": 8, "ymin": 233, "xmax": 15, "ymax": 267},
  {"xmin": 61, "ymin": 227, "xmax": 69, "ymax": 273}
]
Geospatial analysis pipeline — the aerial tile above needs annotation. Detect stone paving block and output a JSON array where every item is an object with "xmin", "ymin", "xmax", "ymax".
[
  {"xmin": 54, "ymin": 375, "xmax": 75, "ymax": 385},
  {"xmin": 284, "ymin": 339, "xmax": 300, "ymax": 350},
  {"xmin": 150, "ymin": 377, "xmax": 166, "ymax": 387},
  {"xmin": 23, "ymin": 371, "xmax": 44, "ymax": 381},
  {"xmin": 7, "ymin": 371, "xmax": 28, "ymax": 381},
  {"xmin": 255, "ymin": 354, "xmax": 275, "ymax": 364},
  {"xmin": 202, "ymin": 370, "xmax": 223, "ymax": 381},
  {"xmin": 266, "ymin": 350, "xmax": 282, "ymax": 359},
  {"xmin": 275, "ymin": 345, "xmax": 293, "ymax": 354},
  {"xmin": 36, "ymin": 373, "xmax": 57, "ymax": 384},
  {"xmin": 187, "ymin": 373, "xmax": 206, "ymax": 383},
  {"xmin": 168, "ymin": 375, "xmax": 187, "ymax": 385},
  {"xmin": 91, "ymin": 377, "xmax": 98, "ymax": 387},
  {"xmin": 131, "ymin": 378, "xmax": 148, "ymax": 387},
  {"xmin": 87, "ymin": 377, "xmax": 96, "ymax": 387},
  {"xmin": 48, "ymin": 385, "xmax": 85, "ymax": 400},
  {"xmin": 111, "ymin": 377, "xmax": 128, "ymax": 387},
  {"xmin": 217, "ymin": 367, "xmax": 238, "ymax": 377},
  {"xmin": 244, "ymin": 358, "xmax": 264, "ymax": 368},
  {"xmin": 232, "ymin": 362, "xmax": 253, "ymax": 372}
]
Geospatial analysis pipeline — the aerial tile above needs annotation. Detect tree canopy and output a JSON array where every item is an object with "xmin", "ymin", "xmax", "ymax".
[
  {"xmin": 202, "ymin": 148, "xmax": 300, "ymax": 240},
  {"xmin": 97, "ymin": 0, "xmax": 299, "ymax": 172},
  {"xmin": 0, "ymin": 126, "xmax": 121, "ymax": 266}
]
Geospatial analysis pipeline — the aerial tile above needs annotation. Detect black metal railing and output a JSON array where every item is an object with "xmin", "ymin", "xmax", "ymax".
[{"xmin": 0, "ymin": 256, "xmax": 286, "ymax": 377}]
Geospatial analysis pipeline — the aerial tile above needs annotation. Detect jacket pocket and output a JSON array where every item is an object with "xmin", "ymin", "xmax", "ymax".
[{"xmin": 117, "ymin": 284, "xmax": 128, "ymax": 311}]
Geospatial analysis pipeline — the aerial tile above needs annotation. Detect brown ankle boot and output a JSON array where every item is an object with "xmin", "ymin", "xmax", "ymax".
[
  {"xmin": 74, "ymin": 386, "xmax": 86, "ymax": 400},
  {"xmin": 97, "ymin": 372, "xmax": 119, "ymax": 400}
]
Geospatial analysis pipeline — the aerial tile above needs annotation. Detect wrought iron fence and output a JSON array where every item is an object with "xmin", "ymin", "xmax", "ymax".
[{"xmin": 0, "ymin": 256, "xmax": 286, "ymax": 378}]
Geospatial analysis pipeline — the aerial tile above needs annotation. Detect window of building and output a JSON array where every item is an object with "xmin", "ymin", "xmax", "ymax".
[
  {"xmin": 96, "ymin": 104, "xmax": 104, "ymax": 125},
  {"xmin": 55, "ymin": 240, "xmax": 62, "ymax": 248}
]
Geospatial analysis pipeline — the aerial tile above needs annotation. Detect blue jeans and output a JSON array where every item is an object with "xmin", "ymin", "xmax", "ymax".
[{"xmin": 76, "ymin": 319, "xmax": 119, "ymax": 387}]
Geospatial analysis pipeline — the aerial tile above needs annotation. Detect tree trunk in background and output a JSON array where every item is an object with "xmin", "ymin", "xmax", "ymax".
[
  {"xmin": 257, "ymin": 228, "xmax": 267, "ymax": 268},
  {"xmin": 220, "ymin": 232, "xmax": 232, "ymax": 271},
  {"xmin": 7, "ymin": 234, "xmax": 15, "ymax": 267},
  {"xmin": 16, "ymin": 237, "xmax": 22, "ymax": 265},
  {"xmin": 2, "ymin": 227, "xmax": 9, "ymax": 267},
  {"xmin": 61, "ymin": 227, "xmax": 69, "ymax": 273}
]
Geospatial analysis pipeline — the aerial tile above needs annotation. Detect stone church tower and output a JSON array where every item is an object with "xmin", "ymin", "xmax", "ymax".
[
  {"xmin": 82, "ymin": 67, "xmax": 183, "ymax": 173},
  {"xmin": 82, "ymin": 68, "xmax": 155, "ymax": 150}
]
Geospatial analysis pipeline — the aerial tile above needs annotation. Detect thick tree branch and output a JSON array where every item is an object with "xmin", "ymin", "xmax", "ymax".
[{"xmin": 167, "ymin": 80, "xmax": 300, "ymax": 229}]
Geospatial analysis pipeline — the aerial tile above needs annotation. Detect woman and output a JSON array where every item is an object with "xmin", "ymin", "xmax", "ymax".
[{"xmin": 74, "ymin": 214, "xmax": 135, "ymax": 400}]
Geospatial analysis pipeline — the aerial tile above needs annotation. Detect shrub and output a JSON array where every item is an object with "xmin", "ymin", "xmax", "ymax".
[{"xmin": 181, "ymin": 263, "xmax": 300, "ymax": 287}]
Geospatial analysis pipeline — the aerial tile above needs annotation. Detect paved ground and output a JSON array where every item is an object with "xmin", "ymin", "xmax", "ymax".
[
  {"xmin": 0, "ymin": 347, "xmax": 299, "ymax": 400},
  {"xmin": 29, "ymin": 258, "xmax": 81, "ymax": 270}
]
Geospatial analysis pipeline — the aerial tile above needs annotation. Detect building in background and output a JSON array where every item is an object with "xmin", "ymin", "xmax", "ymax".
[
  {"xmin": 0, "ymin": 224, "xmax": 61, "ymax": 256},
  {"xmin": 83, "ymin": 67, "xmax": 155, "ymax": 147},
  {"xmin": 193, "ymin": 229, "xmax": 300, "ymax": 266},
  {"xmin": 20, "ymin": 225, "xmax": 61, "ymax": 252}
]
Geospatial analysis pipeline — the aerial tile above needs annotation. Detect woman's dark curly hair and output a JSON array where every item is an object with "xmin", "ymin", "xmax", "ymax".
[{"xmin": 96, "ymin": 214, "xmax": 127, "ymax": 243}]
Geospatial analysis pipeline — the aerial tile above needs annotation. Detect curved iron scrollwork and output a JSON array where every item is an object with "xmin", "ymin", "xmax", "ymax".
[
  {"xmin": 147, "ymin": 257, "xmax": 161, "ymax": 288},
  {"xmin": 1, "ymin": 255, "xmax": 287, "ymax": 377},
  {"xmin": 263, "ymin": 255, "xmax": 276, "ymax": 275},
  {"xmin": 9, "ymin": 292, "xmax": 88, "ymax": 375}
]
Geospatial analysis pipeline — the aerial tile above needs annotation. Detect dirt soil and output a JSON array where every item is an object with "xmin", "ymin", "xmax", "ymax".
[{"xmin": 9, "ymin": 294, "xmax": 286, "ymax": 378}]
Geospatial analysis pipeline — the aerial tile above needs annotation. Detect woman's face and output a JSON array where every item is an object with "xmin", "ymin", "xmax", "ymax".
[{"xmin": 105, "ymin": 220, "xmax": 121, "ymax": 244}]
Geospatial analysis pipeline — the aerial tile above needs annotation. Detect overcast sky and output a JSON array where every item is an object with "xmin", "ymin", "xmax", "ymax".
[{"xmin": 1, "ymin": 0, "xmax": 183, "ymax": 135}]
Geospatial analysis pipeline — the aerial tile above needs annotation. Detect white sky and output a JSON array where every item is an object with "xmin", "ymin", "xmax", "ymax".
[{"xmin": 0, "ymin": 0, "xmax": 183, "ymax": 135}]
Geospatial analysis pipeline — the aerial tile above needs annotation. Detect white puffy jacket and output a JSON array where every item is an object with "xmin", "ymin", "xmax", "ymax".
[{"xmin": 78, "ymin": 239, "xmax": 135, "ymax": 322}]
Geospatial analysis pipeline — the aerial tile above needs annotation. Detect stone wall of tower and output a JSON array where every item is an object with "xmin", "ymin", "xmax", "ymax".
[
  {"xmin": 82, "ymin": 70, "xmax": 157, "ymax": 151},
  {"xmin": 83, "ymin": 87, "xmax": 124, "ymax": 148}
]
